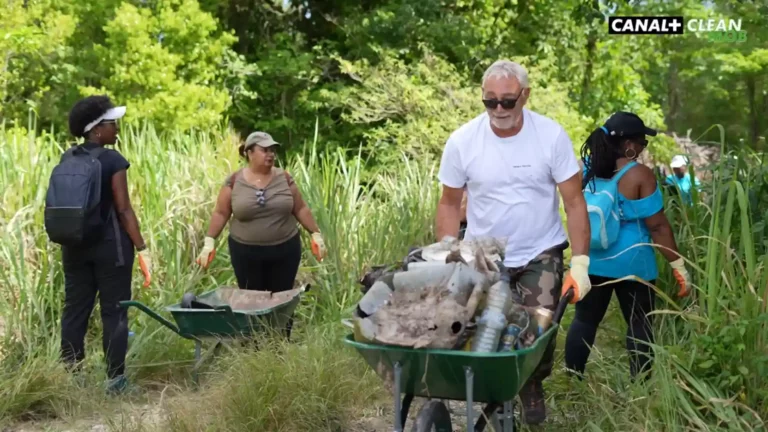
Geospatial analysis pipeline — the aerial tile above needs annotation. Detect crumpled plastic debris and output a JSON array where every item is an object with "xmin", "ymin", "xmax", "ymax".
[
  {"xmin": 418, "ymin": 236, "xmax": 507, "ymax": 267},
  {"xmin": 354, "ymin": 262, "xmax": 490, "ymax": 349},
  {"xmin": 352, "ymin": 236, "xmax": 550, "ymax": 353}
]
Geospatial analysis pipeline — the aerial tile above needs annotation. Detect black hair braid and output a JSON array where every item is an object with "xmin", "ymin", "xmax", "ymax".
[
  {"xmin": 580, "ymin": 128, "xmax": 623, "ymax": 192},
  {"xmin": 67, "ymin": 95, "xmax": 115, "ymax": 138},
  {"xmin": 581, "ymin": 128, "xmax": 647, "ymax": 192}
]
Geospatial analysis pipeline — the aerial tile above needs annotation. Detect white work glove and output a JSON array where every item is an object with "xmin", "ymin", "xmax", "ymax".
[
  {"xmin": 311, "ymin": 232, "xmax": 326, "ymax": 261},
  {"xmin": 195, "ymin": 236, "xmax": 216, "ymax": 269},
  {"xmin": 562, "ymin": 255, "xmax": 591, "ymax": 304},
  {"xmin": 670, "ymin": 257, "xmax": 692, "ymax": 298}
]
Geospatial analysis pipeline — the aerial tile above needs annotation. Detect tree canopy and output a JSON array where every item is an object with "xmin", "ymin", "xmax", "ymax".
[{"xmin": 1, "ymin": 0, "xmax": 766, "ymax": 167}]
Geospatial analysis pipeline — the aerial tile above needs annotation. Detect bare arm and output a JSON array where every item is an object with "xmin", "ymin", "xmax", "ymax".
[
  {"xmin": 205, "ymin": 185, "xmax": 233, "ymax": 238},
  {"xmin": 436, "ymin": 184, "xmax": 464, "ymax": 240},
  {"xmin": 645, "ymin": 212, "xmax": 681, "ymax": 262},
  {"xmin": 638, "ymin": 172, "xmax": 682, "ymax": 262},
  {"xmin": 557, "ymin": 173, "xmax": 590, "ymax": 257},
  {"xmin": 460, "ymin": 189, "xmax": 468, "ymax": 223},
  {"xmin": 112, "ymin": 170, "xmax": 145, "ymax": 248},
  {"xmin": 288, "ymin": 174, "xmax": 320, "ymax": 234}
]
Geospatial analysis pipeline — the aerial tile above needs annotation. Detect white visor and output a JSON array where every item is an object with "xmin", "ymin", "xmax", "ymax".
[
  {"xmin": 83, "ymin": 106, "xmax": 126, "ymax": 134},
  {"xmin": 670, "ymin": 155, "xmax": 688, "ymax": 168}
]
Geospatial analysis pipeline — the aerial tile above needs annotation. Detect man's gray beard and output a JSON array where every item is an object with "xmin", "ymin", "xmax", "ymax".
[{"xmin": 490, "ymin": 115, "xmax": 519, "ymax": 130}]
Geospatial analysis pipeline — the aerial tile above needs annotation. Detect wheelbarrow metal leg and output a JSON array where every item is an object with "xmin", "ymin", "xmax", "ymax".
[
  {"xmin": 502, "ymin": 401, "xmax": 515, "ymax": 432},
  {"xmin": 465, "ymin": 366, "xmax": 474, "ymax": 432},
  {"xmin": 192, "ymin": 340, "xmax": 202, "ymax": 386},
  {"xmin": 394, "ymin": 361, "xmax": 403, "ymax": 432}
]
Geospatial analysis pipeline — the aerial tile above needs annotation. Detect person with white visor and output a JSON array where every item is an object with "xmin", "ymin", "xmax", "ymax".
[{"xmin": 56, "ymin": 95, "xmax": 152, "ymax": 394}]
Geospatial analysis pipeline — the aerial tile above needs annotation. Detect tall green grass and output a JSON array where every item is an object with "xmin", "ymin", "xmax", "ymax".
[{"xmin": 0, "ymin": 121, "xmax": 765, "ymax": 430}]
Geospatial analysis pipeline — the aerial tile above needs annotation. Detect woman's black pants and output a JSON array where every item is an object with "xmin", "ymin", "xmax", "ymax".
[
  {"xmin": 564, "ymin": 275, "xmax": 656, "ymax": 379},
  {"xmin": 60, "ymin": 227, "xmax": 134, "ymax": 379},
  {"xmin": 228, "ymin": 233, "xmax": 302, "ymax": 337}
]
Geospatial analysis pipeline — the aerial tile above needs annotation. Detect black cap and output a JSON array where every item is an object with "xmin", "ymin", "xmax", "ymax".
[{"xmin": 602, "ymin": 111, "xmax": 657, "ymax": 137}]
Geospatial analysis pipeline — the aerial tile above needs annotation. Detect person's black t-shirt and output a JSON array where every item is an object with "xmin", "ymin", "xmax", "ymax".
[{"xmin": 81, "ymin": 142, "xmax": 130, "ymax": 223}]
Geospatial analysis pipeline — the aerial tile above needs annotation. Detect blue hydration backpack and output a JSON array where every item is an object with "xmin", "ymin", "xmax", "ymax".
[{"xmin": 584, "ymin": 161, "xmax": 637, "ymax": 251}]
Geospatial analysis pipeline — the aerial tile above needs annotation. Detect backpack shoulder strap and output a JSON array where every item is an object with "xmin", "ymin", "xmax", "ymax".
[
  {"xmin": 59, "ymin": 145, "xmax": 79, "ymax": 163},
  {"xmin": 611, "ymin": 161, "xmax": 638, "ymax": 184}
]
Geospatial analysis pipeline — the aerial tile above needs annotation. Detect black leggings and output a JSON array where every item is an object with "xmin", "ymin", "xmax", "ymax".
[
  {"xmin": 228, "ymin": 233, "xmax": 302, "ymax": 292},
  {"xmin": 564, "ymin": 275, "xmax": 656, "ymax": 378}
]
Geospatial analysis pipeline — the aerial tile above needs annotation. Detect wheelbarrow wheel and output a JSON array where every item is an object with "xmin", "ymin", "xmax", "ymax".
[{"xmin": 411, "ymin": 400, "xmax": 452, "ymax": 432}]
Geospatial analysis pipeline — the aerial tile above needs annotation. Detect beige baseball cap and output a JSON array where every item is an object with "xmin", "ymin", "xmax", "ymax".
[{"xmin": 244, "ymin": 131, "xmax": 280, "ymax": 149}]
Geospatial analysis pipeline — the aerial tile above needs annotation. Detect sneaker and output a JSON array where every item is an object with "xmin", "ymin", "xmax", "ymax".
[
  {"xmin": 519, "ymin": 380, "xmax": 546, "ymax": 425},
  {"xmin": 106, "ymin": 375, "xmax": 129, "ymax": 395}
]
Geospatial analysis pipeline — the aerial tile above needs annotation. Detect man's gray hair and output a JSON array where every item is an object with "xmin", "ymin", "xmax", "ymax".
[{"xmin": 482, "ymin": 60, "xmax": 529, "ymax": 88}]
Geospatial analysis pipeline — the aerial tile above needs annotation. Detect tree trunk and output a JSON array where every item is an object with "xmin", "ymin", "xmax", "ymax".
[
  {"xmin": 666, "ymin": 60, "xmax": 680, "ymax": 133},
  {"xmin": 746, "ymin": 75, "xmax": 758, "ymax": 146},
  {"xmin": 580, "ymin": 37, "xmax": 596, "ymax": 112},
  {"xmin": 579, "ymin": 0, "xmax": 600, "ymax": 112}
]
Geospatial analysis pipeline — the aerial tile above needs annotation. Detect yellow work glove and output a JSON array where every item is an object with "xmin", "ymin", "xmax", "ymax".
[
  {"xmin": 196, "ymin": 236, "xmax": 216, "ymax": 269},
  {"xmin": 670, "ymin": 257, "xmax": 692, "ymax": 298},
  {"xmin": 311, "ymin": 232, "xmax": 326, "ymax": 261},
  {"xmin": 137, "ymin": 248, "xmax": 152, "ymax": 288},
  {"xmin": 561, "ymin": 255, "xmax": 591, "ymax": 304}
]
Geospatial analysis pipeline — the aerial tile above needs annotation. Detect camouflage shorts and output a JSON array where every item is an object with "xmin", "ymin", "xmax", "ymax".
[
  {"xmin": 507, "ymin": 241, "xmax": 567, "ymax": 311},
  {"xmin": 506, "ymin": 241, "xmax": 568, "ymax": 381}
]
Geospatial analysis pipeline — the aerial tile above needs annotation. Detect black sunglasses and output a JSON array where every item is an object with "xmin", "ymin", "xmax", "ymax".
[
  {"xmin": 482, "ymin": 88, "xmax": 525, "ymax": 110},
  {"xmin": 482, "ymin": 98, "xmax": 519, "ymax": 110}
]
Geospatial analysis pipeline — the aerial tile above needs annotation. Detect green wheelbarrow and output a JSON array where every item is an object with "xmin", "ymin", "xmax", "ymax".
[
  {"xmin": 344, "ymin": 289, "xmax": 573, "ymax": 432},
  {"xmin": 121, "ymin": 284, "xmax": 309, "ymax": 383}
]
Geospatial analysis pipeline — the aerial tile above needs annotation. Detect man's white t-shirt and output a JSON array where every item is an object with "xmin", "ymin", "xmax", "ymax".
[{"xmin": 438, "ymin": 108, "xmax": 581, "ymax": 268}]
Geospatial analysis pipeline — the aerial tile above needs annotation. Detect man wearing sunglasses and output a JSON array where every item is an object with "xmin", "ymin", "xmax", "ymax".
[{"xmin": 435, "ymin": 59, "xmax": 591, "ymax": 425}]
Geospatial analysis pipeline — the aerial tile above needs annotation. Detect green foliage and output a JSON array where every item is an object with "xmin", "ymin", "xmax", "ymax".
[
  {"xmin": 80, "ymin": 0, "xmax": 242, "ymax": 132},
  {"xmin": 327, "ymin": 47, "xmax": 479, "ymax": 169},
  {"xmin": 691, "ymin": 314, "xmax": 768, "ymax": 401},
  {"xmin": 0, "ymin": 1, "xmax": 76, "ymax": 124}
]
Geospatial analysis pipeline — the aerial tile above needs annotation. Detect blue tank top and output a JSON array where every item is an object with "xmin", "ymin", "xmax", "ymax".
[{"xmin": 584, "ymin": 165, "xmax": 664, "ymax": 282}]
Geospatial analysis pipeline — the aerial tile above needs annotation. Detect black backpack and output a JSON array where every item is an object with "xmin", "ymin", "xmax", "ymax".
[{"xmin": 44, "ymin": 145, "xmax": 109, "ymax": 246}]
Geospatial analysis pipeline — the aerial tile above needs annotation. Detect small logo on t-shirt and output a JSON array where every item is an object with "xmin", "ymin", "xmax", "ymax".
[{"xmin": 512, "ymin": 164, "xmax": 532, "ymax": 168}]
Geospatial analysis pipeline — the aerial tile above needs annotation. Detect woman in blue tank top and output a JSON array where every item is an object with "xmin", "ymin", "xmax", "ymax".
[{"xmin": 564, "ymin": 112, "xmax": 692, "ymax": 380}]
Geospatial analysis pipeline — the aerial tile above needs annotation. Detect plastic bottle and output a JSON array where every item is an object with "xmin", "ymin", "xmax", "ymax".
[
  {"xmin": 497, "ymin": 324, "xmax": 523, "ymax": 352},
  {"xmin": 357, "ymin": 281, "xmax": 393, "ymax": 317},
  {"xmin": 530, "ymin": 307, "xmax": 553, "ymax": 336},
  {"xmin": 471, "ymin": 273, "xmax": 512, "ymax": 352}
]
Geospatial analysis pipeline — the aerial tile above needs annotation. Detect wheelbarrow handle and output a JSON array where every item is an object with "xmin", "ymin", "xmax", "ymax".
[
  {"xmin": 120, "ymin": 300, "xmax": 183, "ymax": 336},
  {"xmin": 553, "ymin": 288, "xmax": 574, "ymax": 326}
]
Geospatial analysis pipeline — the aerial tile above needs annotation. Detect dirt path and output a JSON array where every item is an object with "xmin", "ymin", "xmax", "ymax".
[{"xmin": 3, "ymin": 390, "xmax": 169, "ymax": 432}]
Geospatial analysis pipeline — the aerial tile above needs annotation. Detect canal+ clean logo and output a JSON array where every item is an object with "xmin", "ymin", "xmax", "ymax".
[{"xmin": 608, "ymin": 16, "xmax": 746, "ymax": 42}]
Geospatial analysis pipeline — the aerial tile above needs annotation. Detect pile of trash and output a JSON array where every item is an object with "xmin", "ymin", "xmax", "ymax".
[{"xmin": 350, "ymin": 236, "xmax": 553, "ymax": 352}]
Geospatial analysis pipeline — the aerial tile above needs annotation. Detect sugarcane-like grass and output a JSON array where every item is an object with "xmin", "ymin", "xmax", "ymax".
[{"xmin": 0, "ymin": 122, "xmax": 764, "ymax": 430}]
